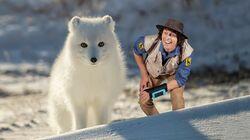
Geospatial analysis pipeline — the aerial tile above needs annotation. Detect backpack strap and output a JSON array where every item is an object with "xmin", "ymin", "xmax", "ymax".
[{"xmin": 143, "ymin": 35, "xmax": 160, "ymax": 60}]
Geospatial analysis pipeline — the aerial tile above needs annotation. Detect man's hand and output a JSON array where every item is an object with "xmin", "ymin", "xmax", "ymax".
[
  {"xmin": 139, "ymin": 90, "xmax": 151, "ymax": 105},
  {"xmin": 140, "ymin": 74, "xmax": 151, "ymax": 91}
]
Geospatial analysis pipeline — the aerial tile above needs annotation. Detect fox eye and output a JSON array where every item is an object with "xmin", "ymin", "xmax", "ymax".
[
  {"xmin": 98, "ymin": 42, "xmax": 105, "ymax": 47},
  {"xmin": 80, "ymin": 42, "xmax": 88, "ymax": 48}
]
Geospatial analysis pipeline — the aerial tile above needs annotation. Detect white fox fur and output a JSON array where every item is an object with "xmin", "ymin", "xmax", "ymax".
[{"xmin": 48, "ymin": 15, "xmax": 126, "ymax": 134}]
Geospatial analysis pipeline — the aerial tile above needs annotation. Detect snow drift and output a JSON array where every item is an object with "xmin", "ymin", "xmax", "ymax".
[{"xmin": 41, "ymin": 95, "xmax": 250, "ymax": 140}]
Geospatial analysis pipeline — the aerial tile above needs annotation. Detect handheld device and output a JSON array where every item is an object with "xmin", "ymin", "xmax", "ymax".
[{"xmin": 144, "ymin": 83, "xmax": 168, "ymax": 99}]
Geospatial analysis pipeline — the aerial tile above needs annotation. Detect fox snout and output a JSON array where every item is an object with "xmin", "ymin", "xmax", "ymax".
[{"xmin": 90, "ymin": 57, "xmax": 97, "ymax": 63}]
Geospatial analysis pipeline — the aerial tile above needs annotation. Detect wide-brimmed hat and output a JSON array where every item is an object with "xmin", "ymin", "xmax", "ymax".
[{"xmin": 156, "ymin": 18, "xmax": 188, "ymax": 39}]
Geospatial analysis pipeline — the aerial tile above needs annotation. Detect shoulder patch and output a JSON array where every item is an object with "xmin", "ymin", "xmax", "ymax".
[
  {"xmin": 185, "ymin": 57, "xmax": 192, "ymax": 67},
  {"xmin": 138, "ymin": 42, "xmax": 144, "ymax": 50}
]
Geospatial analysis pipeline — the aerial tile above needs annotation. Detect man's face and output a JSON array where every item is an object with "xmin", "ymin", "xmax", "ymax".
[{"xmin": 161, "ymin": 28, "xmax": 178, "ymax": 52}]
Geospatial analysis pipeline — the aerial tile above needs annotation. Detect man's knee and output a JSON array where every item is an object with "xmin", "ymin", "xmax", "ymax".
[
  {"xmin": 170, "ymin": 87, "xmax": 185, "ymax": 110},
  {"xmin": 138, "ymin": 97, "xmax": 154, "ymax": 109},
  {"xmin": 138, "ymin": 96, "xmax": 159, "ymax": 116},
  {"xmin": 170, "ymin": 86, "xmax": 184, "ymax": 96},
  {"xmin": 171, "ymin": 92, "xmax": 184, "ymax": 100}
]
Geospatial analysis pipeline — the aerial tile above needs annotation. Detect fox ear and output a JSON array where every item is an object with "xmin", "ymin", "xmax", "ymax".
[
  {"xmin": 68, "ymin": 16, "xmax": 81, "ymax": 32},
  {"xmin": 103, "ymin": 15, "xmax": 115, "ymax": 31}
]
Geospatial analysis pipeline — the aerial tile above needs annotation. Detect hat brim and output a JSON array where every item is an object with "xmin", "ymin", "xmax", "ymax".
[{"xmin": 156, "ymin": 25, "xmax": 188, "ymax": 39}]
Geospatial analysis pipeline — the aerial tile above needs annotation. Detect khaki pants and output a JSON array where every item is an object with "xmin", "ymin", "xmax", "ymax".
[{"xmin": 139, "ymin": 75, "xmax": 185, "ymax": 116}]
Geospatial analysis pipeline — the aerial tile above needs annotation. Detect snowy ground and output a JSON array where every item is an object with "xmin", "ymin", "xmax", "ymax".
[
  {"xmin": 43, "ymin": 95, "xmax": 250, "ymax": 140},
  {"xmin": 0, "ymin": 64, "xmax": 249, "ymax": 139}
]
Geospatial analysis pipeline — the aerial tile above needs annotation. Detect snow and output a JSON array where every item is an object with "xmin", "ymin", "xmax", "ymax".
[
  {"xmin": 42, "ymin": 95, "xmax": 250, "ymax": 140},
  {"xmin": 0, "ymin": 77, "xmax": 249, "ymax": 139}
]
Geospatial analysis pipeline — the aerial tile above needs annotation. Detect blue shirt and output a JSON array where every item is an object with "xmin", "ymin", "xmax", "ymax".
[{"xmin": 133, "ymin": 36, "xmax": 193, "ymax": 87}]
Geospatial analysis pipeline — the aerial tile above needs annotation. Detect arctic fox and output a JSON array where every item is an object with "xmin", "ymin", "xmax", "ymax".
[{"xmin": 48, "ymin": 15, "xmax": 126, "ymax": 134}]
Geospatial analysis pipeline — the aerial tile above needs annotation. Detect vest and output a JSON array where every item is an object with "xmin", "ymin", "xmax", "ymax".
[{"xmin": 144, "ymin": 34, "xmax": 193, "ymax": 78}]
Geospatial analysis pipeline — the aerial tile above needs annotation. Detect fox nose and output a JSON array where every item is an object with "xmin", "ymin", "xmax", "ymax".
[{"xmin": 90, "ymin": 57, "xmax": 97, "ymax": 63}]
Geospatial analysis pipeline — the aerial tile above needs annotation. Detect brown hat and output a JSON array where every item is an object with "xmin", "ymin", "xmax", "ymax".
[{"xmin": 156, "ymin": 18, "xmax": 188, "ymax": 39}]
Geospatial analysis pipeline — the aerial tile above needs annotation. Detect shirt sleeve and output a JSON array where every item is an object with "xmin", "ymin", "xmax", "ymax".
[
  {"xmin": 133, "ymin": 36, "xmax": 146, "ymax": 56},
  {"xmin": 175, "ymin": 54, "xmax": 193, "ymax": 87}
]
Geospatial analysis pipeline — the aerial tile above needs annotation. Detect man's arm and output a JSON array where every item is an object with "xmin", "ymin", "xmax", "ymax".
[
  {"xmin": 172, "ymin": 54, "xmax": 193, "ymax": 90},
  {"xmin": 133, "ymin": 36, "xmax": 151, "ymax": 90},
  {"xmin": 133, "ymin": 52, "xmax": 148, "ymax": 78}
]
